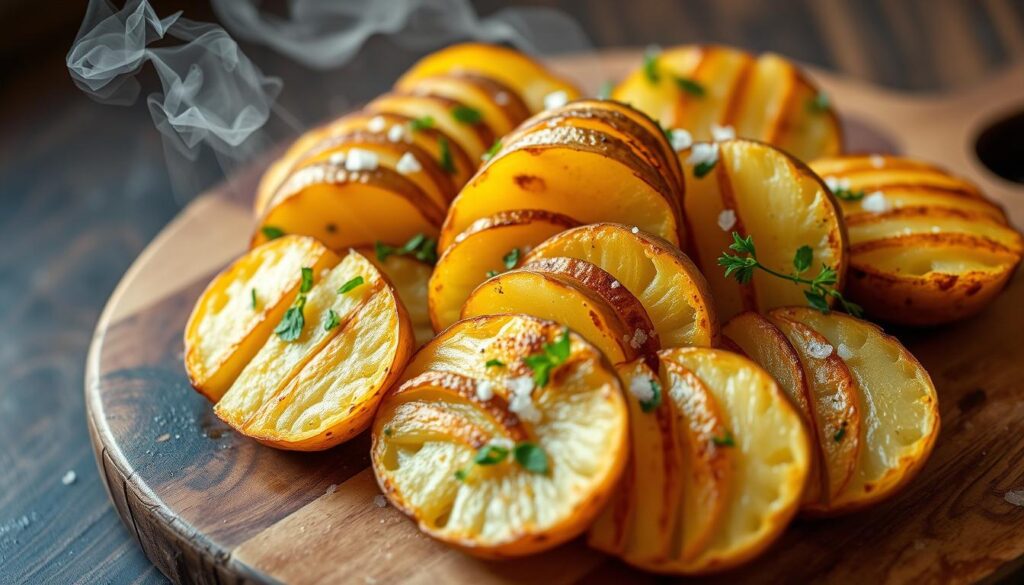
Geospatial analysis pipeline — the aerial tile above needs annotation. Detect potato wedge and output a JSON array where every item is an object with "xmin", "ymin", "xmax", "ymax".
[
  {"xmin": 768, "ymin": 311, "xmax": 861, "ymax": 506},
  {"xmin": 460, "ymin": 257, "xmax": 660, "ymax": 364},
  {"xmin": 367, "ymin": 92, "xmax": 494, "ymax": 162},
  {"xmin": 363, "ymin": 247, "xmax": 434, "ymax": 348},
  {"xmin": 429, "ymin": 210, "xmax": 578, "ymax": 332},
  {"xmin": 214, "ymin": 250, "xmax": 413, "ymax": 450},
  {"xmin": 592, "ymin": 348, "xmax": 810, "ymax": 574},
  {"xmin": 253, "ymin": 160, "xmax": 445, "ymax": 251},
  {"xmin": 774, "ymin": 308, "xmax": 940, "ymax": 514},
  {"xmin": 613, "ymin": 45, "xmax": 841, "ymax": 161},
  {"xmin": 396, "ymin": 42, "xmax": 581, "ymax": 114},
  {"xmin": 681, "ymin": 139, "xmax": 846, "ymax": 320},
  {"xmin": 441, "ymin": 124, "xmax": 682, "ymax": 250},
  {"xmin": 372, "ymin": 314, "xmax": 628, "ymax": 557},
  {"xmin": 184, "ymin": 236, "xmax": 338, "ymax": 402},
  {"xmin": 809, "ymin": 155, "xmax": 1023, "ymax": 325},
  {"xmin": 525, "ymin": 223, "xmax": 717, "ymax": 348},
  {"xmin": 394, "ymin": 73, "xmax": 530, "ymax": 138}
]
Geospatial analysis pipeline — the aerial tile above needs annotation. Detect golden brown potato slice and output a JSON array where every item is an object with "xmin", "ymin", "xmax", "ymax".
[
  {"xmin": 847, "ymin": 207, "xmax": 1023, "ymax": 253},
  {"xmin": 460, "ymin": 257, "xmax": 660, "ymax": 364},
  {"xmin": 428, "ymin": 210, "xmax": 578, "ymax": 332},
  {"xmin": 214, "ymin": 251, "xmax": 413, "ymax": 450},
  {"xmin": 768, "ymin": 311, "xmax": 861, "ymax": 506},
  {"xmin": 394, "ymin": 73, "xmax": 530, "ymax": 138},
  {"xmin": 441, "ymin": 124, "xmax": 682, "ymax": 250},
  {"xmin": 681, "ymin": 139, "xmax": 846, "ymax": 321},
  {"xmin": 362, "ymin": 247, "xmax": 434, "ymax": 349},
  {"xmin": 371, "ymin": 314, "xmax": 628, "ymax": 557},
  {"xmin": 593, "ymin": 348, "xmax": 810, "ymax": 574},
  {"xmin": 252, "ymin": 160, "xmax": 445, "ymax": 251},
  {"xmin": 525, "ymin": 223, "xmax": 717, "ymax": 348},
  {"xmin": 184, "ymin": 236, "xmax": 338, "ymax": 402},
  {"xmin": 776, "ymin": 308, "xmax": 940, "ymax": 514},
  {"xmin": 367, "ymin": 92, "xmax": 494, "ymax": 162},
  {"xmin": 396, "ymin": 42, "xmax": 581, "ymax": 114},
  {"xmin": 613, "ymin": 45, "xmax": 841, "ymax": 161}
]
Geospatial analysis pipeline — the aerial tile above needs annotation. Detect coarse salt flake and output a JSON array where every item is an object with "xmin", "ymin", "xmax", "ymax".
[
  {"xmin": 373, "ymin": 494, "xmax": 388, "ymax": 508},
  {"xmin": 1005, "ymin": 490, "xmax": 1024, "ymax": 507},
  {"xmin": 610, "ymin": 280, "xmax": 621, "ymax": 289},
  {"xmin": 543, "ymin": 90, "xmax": 569, "ymax": 110},
  {"xmin": 367, "ymin": 116, "xmax": 387, "ymax": 133},
  {"xmin": 824, "ymin": 176, "xmax": 850, "ymax": 192},
  {"xmin": 806, "ymin": 338, "xmax": 833, "ymax": 359},
  {"xmin": 345, "ymin": 148, "xmax": 379, "ymax": 172},
  {"xmin": 837, "ymin": 343, "xmax": 854, "ymax": 360},
  {"xmin": 61, "ymin": 470, "xmax": 77, "ymax": 486},
  {"xmin": 396, "ymin": 152, "xmax": 422, "ymax": 175},
  {"xmin": 507, "ymin": 376, "xmax": 541, "ymax": 423},
  {"xmin": 870, "ymin": 155, "xmax": 885, "ymax": 168},
  {"xmin": 861, "ymin": 191, "xmax": 889, "ymax": 213},
  {"xmin": 629, "ymin": 376, "xmax": 655, "ymax": 403},
  {"xmin": 686, "ymin": 142, "xmax": 719, "ymax": 166},
  {"xmin": 625, "ymin": 328, "xmax": 649, "ymax": 350},
  {"xmin": 387, "ymin": 124, "xmax": 409, "ymax": 143},
  {"xmin": 475, "ymin": 379, "xmax": 495, "ymax": 401},
  {"xmin": 669, "ymin": 128, "xmax": 693, "ymax": 152},
  {"xmin": 717, "ymin": 209, "xmax": 737, "ymax": 231},
  {"xmin": 710, "ymin": 123, "xmax": 736, "ymax": 142},
  {"xmin": 328, "ymin": 151, "xmax": 346, "ymax": 165},
  {"xmin": 631, "ymin": 226, "xmax": 640, "ymax": 234}
]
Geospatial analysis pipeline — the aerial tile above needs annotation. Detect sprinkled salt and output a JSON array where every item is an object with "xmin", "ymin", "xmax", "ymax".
[
  {"xmin": 837, "ymin": 343, "xmax": 854, "ymax": 360},
  {"xmin": 610, "ymin": 280, "xmax": 621, "ymax": 289},
  {"xmin": 373, "ymin": 494, "xmax": 388, "ymax": 508},
  {"xmin": 328, "ymin": 151, "xmax": 346, "ymax": 166},
  {"xmin": 870, "ymin": 155, "xmax": 885, "ymax": 169},
  {"xmin": 475, "ymin": 379, "xmax": 495, "ymax": 401},
  {"xmin": 629, "ymin": 375, "xmax": 655, "ymax": 403},
  {"xmin": 806, "ymin": 338, "xmax": 833, "ymax": 359},
  {"xmin": 710, "ymin": 123, "xmax": 736, "ymax": 142},
  {"xmin": 669, "ymin": 128, "xmax": 693, "ymax": 152},
  {"xmin": 686, "ymin": 142, "xmax": 719, "ymax": 167},
  {"xmin": 1005, "ymin": 490, "xmax": 1024, "ymax": 507},
  {"xmin": 631, "ymin": 226, "xmax": 640, "ymax": 234},
  {"xmin": 489, "ymin": 437, "xmax": 515, "ymax": 451},
  {"xmin": 395, "ymin": 152, "xmax": 422, "ymax": 175},
  {"xmin": 861, "ymin": 191, "xmax": 889, "ymax": 213},
  {"xmin": 507, "ymin": 376, "xmax": 541, "ymax": 423},
  {"xmin": 345, "ymin": 148, "xmax": 379, "ymax": 172},
  {"xmin": 824, "ymin": 176, "xmax": 851, "ymax": 193},
  {"xmin": 625, "ymin": 328, "xmax": 649, "ymax": 350},
  {"xmin": 325, "ymin": 483, "xmax": 338, "ymax": 495},
  {"xmin": 387, "ymin": 124, "xmax": 409, "ymax": 143},
  {"xmin": 494, "ymin": 91, "xmax": 510, "ymax": 106},
  {"xmin": 717, "ymin": 209, "xmax": 737, "ymax": 231},
  {"xmin": 367, "ymin": 116, "xmax": 387, "ymax": 133},
  {"xmin": 543, "ymin": 90, "xmax": 569, "ymax": 110},
  {"xmin": 61, "ymin": 470, "xmax": 77, "ymax": 486}
]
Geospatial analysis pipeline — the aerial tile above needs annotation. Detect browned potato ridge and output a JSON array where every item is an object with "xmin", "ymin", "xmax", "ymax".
[{"xmin": 810, "ymin": 154, "xmax": 1023, "ymax": 325}]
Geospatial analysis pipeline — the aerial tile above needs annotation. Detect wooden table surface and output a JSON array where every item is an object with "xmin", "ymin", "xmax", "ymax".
[{"xmin": 2, "ymin": 1, "xmax": 1022, "ymax": 583}]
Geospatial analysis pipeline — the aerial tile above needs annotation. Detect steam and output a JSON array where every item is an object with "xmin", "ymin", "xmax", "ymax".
[
  {"xmin": 67, "ymin": 0, "xmax": 282, "ymax": 161},
  {"xmin": 210, "ymin": 0, "xmax": 592, "ymax": 70}
]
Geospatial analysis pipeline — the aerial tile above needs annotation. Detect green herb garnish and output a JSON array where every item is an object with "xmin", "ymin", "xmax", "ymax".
[
  {"xmin": 597, "ymin": 80, "xmax": 615, "ymax": 100},
  {"xmin": 337, "ymin": 276, "xmax": 364, "ymax": 294},
  {"xmin": 643, "ymin": 49, "xmax": 661, "ymax": 84},
  {"xmin": 300, "ymin": 267, "xmax": 314, "ymax": 293},
  {"xmin": 261, "ymin": 225, "xmax": 285, "ymax": 240},
  {"xmin": 514, "ymin": 442, "xmax": 549, "ymax": 474},
  {"xmin": 640, "ymin": 378, "xmax": 662, "ymax": 413},
  {"xmin": 694, "ymin": 159, "xmax": 717, "ymax": 178},
  {"xmin": 482, "ymin": 139, "xmax": 502, "ymax": 162},
  {"xmin": 485, "ymin": 270, "xmax": 500, "ymax": 278},
  {"xmin": 438, "ymin": 136, "xmax": 455, "ymax": 174},
  {"xmin": 832, "ymin": 186, "xmax": 865, "ymax": 201},
  {"xmin": 718, "ymin": 232, "xmax": 863, "ymax": 316},
  {"xmin": 250, "ymin": 288, "xmax": 258, "ymax": 310},
  {"xmin": 375, "ymin": 233, "xmax": 438, "ymax": 265},
  {"xmin": 452, "ymin": 105, "xmax": 482, "ymax": 125},
  {"xmin": 834, "ymin": 421, "xmax": 847, "ymax": 442},
  {"xmin": 485, "ymin": 359, "xmax": 505, "ymax": 368},
  {"xmin": 523, "ymin": 327, "xmax": 571, "ymax": 388},
  {"xmin": 674, "ymin": 76, "xmax": 705, "ymax": 97},
  {"xmin": 453, "ymin": 469, "xmax": 468, "ymax": 481},
  {"xmin": 324, "ymin": 309, "xmax": 340, "ymax": 331},
  {"xmin": 474, "ymin": 444, "xmax": 510, "ymax": 465},
  {"xmin": 807, "ymin": 92, "xmax": 830, "ymax": 113},
  {"xmin": 453, "ymin": 441, "xmax": 549, "ymax": 481},
  {"xmin": 409, "ymin": 115, "xmax": 435, "ymax": 131},
  {"xmin": 274, "ymin": 294, "xmax": 306, "ymax": 341},
  {"xmin": 712, "ymin": 430, "xmax": 735, "ymax": 448},
  {"xmin": 502, "ymin": 248, "xmax": 521, "ymax": 270}
]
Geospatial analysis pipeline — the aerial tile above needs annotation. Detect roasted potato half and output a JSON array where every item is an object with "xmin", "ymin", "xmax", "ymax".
[
  {"xmin": 362, "ymin": 247, "xmax": 434, "ymax": 348},
  {"xmin": 428, "ymin": 210, "xmax": 578, "ymax": 332},
  {"xmin": 184, "ymin": 236, "xmax": 338, "ymax": 402},
  {"xmin": 613, "ymin": 45, "xmax": 842, "ymax": 161},
  {"xmin": 681, "ymin": 138, "xmax": 846, "ymax": 321},
  {"xmin": 809, "ymin": 155, "xmax": 1022, "ymax": 325},
  {"xmin": 461, "ymin": 257, "xmax": 660, "ymax": 365},
  {"xmin": 394, "ymin": 74, "xmax": 531, "ymax": 138},
  {"xmin": 396, "ymin": 42, "xmax": 581, "ymax": 114},
  {"xmin": 372, "ymin": 314, "xmax": 628, "ymax": 557},
  {"xmin": 253, "ymin": 160, "xmax": 445, "ymax": 251},
  {"xmin": 771, "ymin": 307, "xmax": 940, "ymax": 515},
  {"xmin": 214, "ymin": 250, "xmax": 414, "ymax": 450},
  {"xmin": 590, "ymin": 348, "xmax": 810, "ymax": 574},
  {"xmin": 526, "ymin": 223, "xmax": 717, "ymax": 348},
  {"xmin": 367, "ymin": 92, "xmax": 495, "ymax": 162}
]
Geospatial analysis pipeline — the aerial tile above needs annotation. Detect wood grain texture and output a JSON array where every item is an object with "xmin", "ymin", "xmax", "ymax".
[{"xmin": 82, "ymin": 49, "xmax": 1024, "ymax": 585}]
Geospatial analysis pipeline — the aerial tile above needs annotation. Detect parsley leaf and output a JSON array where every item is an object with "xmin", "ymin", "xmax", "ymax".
[
  {"xmin": 250, "ymin": 288, "xmax": 258, "ymax": 310},
  {"xmin": 452, "ymin": 105, "xmax": 482, "ymax": 125},
  {"xmin": 793, "ymin": 245, "xmax": 813, "ymax": 274},
  {"xmin": 834, "ymin": 422, "xmax": 847, "ymax": 442},
  {"xmin": 694, "ymin": 159, "xmax": 717, "ymax": 178},
  {"xmin": 438, "ymin": 136, "xmax": 455, "ymax": 174},
  {"xmin": 261, "ymin": 225, "xmax": 285, "ymax": 240},
  {"xmin": 485, "ymin": 270, "xmax": 500, "ymax": 278},
  {"xmin": 674, "ymin": 76, "xmax": 706, "ymax": 97},
  {"xmin": 524, "ymin": 327, "xmax": 571, "ymax": 387},
  {"xmin": 640, "ymin": 378, "xmax": 662, "ymax": 413},
  {"xmin": 514, "ymin": 442, "xmax": 549, "ymax": 474},
  {"xmin": 300, "ymin": 267, "xmax": 314, "ymax": 293},
  {"xmin": 482, "ymin": 140, "xmax": 502, "ymax": 162},
  {"xmin": 643, "ymin": 49, "xmax": 661, "ymax": 84},
  {"xmin": 485, "ymin": 359, "xmax": 505, "ymax": 368},
  {"xmin": 453, "ymin": 469, "xmax": 468, "ymax": 481},
  {"xmin": 337, "ymin": 276, "xmax": 364, "ymax": 294},
  {"xmin": 375, "ymin": 241, "xmax": 394, "ymax": 262},
  {"xmin": 374, "ymin": 234, "xmax": 438, "ymax": 266},
  {"xmin": 274, "ymin": 295, "xmax": 306, "ymax": 341},
  {"xmin": 502, "ymin": 248, "xmax": 521, "ymax": 270},
  {"xmin": 324, "ymin": 309, "xmax": 340, "ymax": 331},
  {"xmin": 832, "ymin": 186, "xmax": 866, "ymax": 201},
  {"xmin": 712, "ymin": 430, "xmax": 735, "ymax": 447},
  {"xmin": 807, "ymin": 92, "xmax": 830, "ymax": 113},
  {"xmin": 409, "ymin": 116, "xmax": 434, "ymax": 131},
  {"xmin": 474, "ymin": 444, "xmax": 510, "ymax": 466}
]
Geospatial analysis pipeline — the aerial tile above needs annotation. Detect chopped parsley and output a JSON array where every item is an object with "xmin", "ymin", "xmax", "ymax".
[
  {"xmin": 485, "ymin": 270, "xmax": 500, "ymax": 278},
  {"xmin": 482, "ymin": 139, "xmax": 502, "ymax": 162},
  {"xmin": 485, "ymin": 359, "xmax": 505, "ymax": 368},
  {"xmin": 300, "ymin": 267, "xmax": 314, "ymax": 293},
  {"xmin": 250, "ymin": 288, "xmax": 258, "ymax": 310},
  {"xmin": 523, "ymin": 327, "xmax": 571, "ymax": 388},
  {"xmin": 438, "ymin": 136, "xmax": 455, "ymax": 174},
  {"xmin": 261, "ymin": 225, "xmax": 285, "ymax": 240},
  {"xmin": 834, "ymin": 421, "xmax": 847, "ymax": 442},
  {"xmin": 324, "ymin": 309, "xmax": 340, "ymax": 331},
  {"xmin": 409, "ymin": 115, "xmax": 435, "ymax": 131},
  {"xmin": 674, "ymin": 76, "xmax": 706, "ymax": 97},
  {"xmin": 597, "ymin": 80, "xmax": 615, "ymax": 100},
  {"xmin": 453, "ymin": 441, "xmax": 550, "ymax": 480},
  {"xmin": 712, "ymin": 430, "xmax": 735, "ymax": 448},
  {"xmin": 337, "ymin": 276, "xmax": 364, "ymax": 294},
  {"xmin": 694, "ymin": 159, "xmax": 718, "ymax": 178},
  {"xmin": 640, "ymin": 378, "xmax": 662, "ymax": 413},
  {"xmin": 832, "ymin": 186, "xmax": 866, "ymax": 201},
  {"xmin": 502, "ymin": 247, "xmax": 521, "ymax": 270},
  {"xmin": 375, "ymin": 233, "xmax": 438, "ymax": 265},
  {"xmin": 274, "ymin": 266, "xmax": 315, "ymax": 341},
  {"xmin": 514, "ymin": 442, "xmax": 549, "ymax": 474},
  {"xmin": 807, "ymin": 92, "xmax": 830, "ymax": 113},
  {"xmin": 643, "ymin": 49, "xmax": 661, "ymax": 84},
  {"xmin": 452, "ymin": 105, "xmax": 482, "ymax": 125},
  {"xmin": 474, "ymin": 443, "xmax": 510, "ymax": 465}
]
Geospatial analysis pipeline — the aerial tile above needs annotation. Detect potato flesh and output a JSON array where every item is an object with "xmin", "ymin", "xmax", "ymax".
[
  {"xmin": 848, "ymin": 210, "xmax": 1023, "ymax": 253},
  {"xmin": 733, "ymin": 54, "xmax": 793, "ymax": 144},
  {"xmin": 854, "ymin": 241, "xmax": 1017, "ymax": 276},
  {"xmin": 368, "ymin": 93, "xmax": 490, "ymax": 162},
  {"xmin": 676, "ymin": 49, "xmax": 751, "ymax": 141},
  {"xmin": 774, "ymin": 72, "xmax": 841, "ymax": 162},
  {"xmin": 611, "ymin": 47, "xmax": 702, "ymax": 130},
  {"xmin": 365, "ymin": 251, "xmax": 434, "ymax": 348},
  {"xmin": 429, "ymin": 215, "xmax": 573, "ymax": 331},
  {"xmin": 840, "ymin": 187, "xmax": 1006, "ymax": 222},
  {"xmin": 395, "ymin": 75, "xmax": 520, "ymax": 137},
  {"xmin": 185, "ymin": 236, "xmax": 337, "ymax": 401},
  {"xmin": 778, "ymin": 308, "xmax": 939, "ymax": 510},
  {"xmin": 526, "ymin": 223, "xmax": 717, "ymax": 348}
]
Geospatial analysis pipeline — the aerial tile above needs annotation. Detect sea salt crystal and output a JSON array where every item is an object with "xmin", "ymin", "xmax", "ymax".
[
  {"xmin": 395, "ymin": 152, "xmax": 422, "ymax": 175},
  {"xmin": 625, "ymin": 328, "xmax": 649, "ymax": 350},
  {"xmin": 824, "ymin": 176, "xmax": 851, "ymax": 193},
  {"xmin": 870, "ymin": 155, "xmax": 885, "ymax": 169},
  {"xmin": 837, "ymin": 343, "xmax": 854, "ymax": 360},
  {"xmin": 610, "ymin": 280, "xmax": 621, "ymax": 289},
  {"xmin": 669, "ymin": 128, "xmax": 693, "ymax": 152},
  {"xmin": 345, "ymin": 148, "xmax": 379, "ymax": 172},
  {"xmin": 507, "ymin": 376, "xmax": 541, "ymax": 423},
  {"xmin": 629, "ymin": 376, "xmax": 655, "ymax": 403},
  {"xmin": 717, "ymin": 209, "xmax": 737, "ymax": 231},
  {"xmin": 373, "ymin": 494, "xmax": 388, "ymax": 508},
  {"xmin": 387, "ymin": 124, "xmax": 409, "ymax": 143},
  {"xmin": 686, "ymin": 142, "xmax": 719, "ymax": 167},
  {"xmin": 806, "ymin": 338, "xmax": 833, "ymax": 359},
  {"xmin": 631, "ymin": 226, "xmax": 640, "ymax": 234},
  {"xmin": 710, "ymin": 123, "xmax": 736, "ymax": 142},
  {"xmin": 861, "ymin": 191, "xmax": 889, "ymax": 213},
  {"xmin": 1005, "ymin": 490, "xmax": 1024, "ymax": 507},
  {"xmin": 494, "ymin": 91, "xmax": 510, "ymax": 106},
  {"xmin": 475, "ymin": 380, "xmax": 495, "ymax": 401},
  {"xmin": 61, "ymin": 470, "xmax": 77, "ymax": 486},
  {"xmin": 543, "ymin": 90, "xmax": 569, "ymax": 110},
  {"xmin": 367, "ymin": 115, "xmax": 387, "ymax": 133},
  {"xmin": 328, "ymin": 151, "xmax": 346, "ymax": 166}
]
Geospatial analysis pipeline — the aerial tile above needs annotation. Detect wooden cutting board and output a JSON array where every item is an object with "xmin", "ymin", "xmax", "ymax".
[{"xmin": 84, "ymin": 49, "xmax": 1024, "ymax": 585}]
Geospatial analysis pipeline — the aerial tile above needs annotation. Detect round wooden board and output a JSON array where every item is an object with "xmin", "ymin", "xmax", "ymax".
[{"xmin": 85, "ymin": 50, "xmax": 1024, "ymax": 585}]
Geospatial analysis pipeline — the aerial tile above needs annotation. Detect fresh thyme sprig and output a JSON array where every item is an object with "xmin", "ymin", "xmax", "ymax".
[{"xmin": 717, "ymin": 232, "xmax": 863, "ymax": 317}]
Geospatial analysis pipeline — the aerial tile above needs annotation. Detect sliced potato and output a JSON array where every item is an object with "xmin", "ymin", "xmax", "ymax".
[
  {"xmin": 429, "ymin": 210, "xmax": 578, "ymax": 332},
  {"xmin": 253, "ymin": 160, "xmax": 445, "ymax": 251},
  {"xmin": 394, "ymin": 73, "xmax": 530, "ymax": 138},
  {"xmin": 184, "ymin": 236, "xmax": 338, "ymax": 402},
  {"xmin": 460, "ymin": 257, "xmax": 660, "ymax": 364},
  {"xmin": 809, "ymin": 154, "xmax": 1023, "ymax": 325},
  {"xmin": 613, "ymin": 45, "xmax": 841, "ymax": 161},
  {"xmin": 775, "ymin": 307, "xmax": 940, "ymax": 514},
  {"xmin": 441, "ymin": 124, "xmax": 682, "ymax": 250},
  {"xmin": 396, "ymin": 42, "xmax": 581, "ymax": 114},
  {"xmin": 214, "ymin": 250, "xmax": 413, "ymax": 450},
  {"xmin": 681, "ymin": 139, "xmax": 846, "ymax": 321},
  {"xmin": 367, "ymin": 92, "xmax": 494, "ymax": 162},
  {"xmin": 592, "ymin": 348, "xmax": 810, "ymax": 574},
  {"xmin": 525, "ymin": 223, "xmax": 717, "ymax": 348},
  {"xmin": 768, "ymin": 311, "xmax": 861, "ymax": 505},
  {"xmin": 363, "ymin": 247, "xmax": 434, "ymax": 348},
  {"xmin": 372, "ymin": 314, "xmax": 628, "ymax": 557}
]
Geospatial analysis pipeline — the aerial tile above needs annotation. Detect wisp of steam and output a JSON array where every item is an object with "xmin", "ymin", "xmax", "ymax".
[
  {"xmin": 211, "ymin": 0, "xmax": 592, "ymax": 70},
  {"xmin": 67, "ymin": 0, "xmax": 282, "ymax": 161}
]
